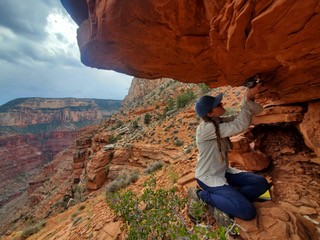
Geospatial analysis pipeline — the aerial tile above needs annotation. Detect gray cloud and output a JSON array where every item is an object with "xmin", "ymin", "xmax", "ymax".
[
  {"xmin": 0, "ymin": 0, "xmax": 56, "ymax": 40},
  {"xmin": 0, "ymin": 0, "xmax": 68, "ymax": 65},
  {"xmin": 0, "ymin": 0, "xmax": 132, "ymax": 106}
]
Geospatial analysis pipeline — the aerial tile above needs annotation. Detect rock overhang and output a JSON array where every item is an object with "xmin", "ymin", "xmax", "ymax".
[{"xmin": 61, "ymin": 0, "xmax": 320, "ymax": 105}]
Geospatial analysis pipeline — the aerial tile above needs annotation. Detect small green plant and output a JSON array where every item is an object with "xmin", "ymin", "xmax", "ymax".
[
  {"xmin": 78, "ymin": 205, "xmax": 86, "ymax": 211},
  {"xmin": 106, "ymin": 177, "xmax": 186, "ymax": 239},
  {"xmin": 184, "ymin": 145, "xmax": 192, "ymax": 154},
  {"xmin": 145, "ymin": 161, "xmax": 164, "ymax": 174},
  {"xmin": 73, "ymin": 216, "xmax": 82, "ymax": 226},
  {"xmin": 172, "ymin": 129, "xmax": 179, "ymax": 134},
  {"xmin": 105, "ymin": 164, "xmax": 110, "ymax": 173},
  {"xmin": 70, "ymin": 211, "xmax": 80, "ymax": 220},
  {"xmin": 199, "ymin": 83, "xmax": 210, "ymax": 93},
  {"xmin": 21, "ymin": 220, "xmax": 46, "ymax": 239},
  {"xmin": 132, "ymin": 120, "xmax": 139, "ymax": 128},
  {"xmin": 174, "ymin": 139, "xmax": 184, "ymax": 147},
  {"xmin": 163, "ymin": 98, "xmax": 175, "ymax": 114},
  {"xmin": 108, "ymin": 134, "xmax": 121, "ymax": 144},
  {"xmin": 176, "ymin": 89, "xmax": 195, "ymax": 108},
  {"xmin": 144, "ymin": 113, "xmax": 152, "ymax": 125},
  {"xmin": 168, "ymin": 169, "xmax": 179, "ymax": 183},
  {"xmin": 72, "ymin": 185, "xmax": 85, "ymax": 202},
  {"xmin": 116, "ymin": 120, "xmax": 123, "ymax": 128},
  {"xmin": 105, "ymin": 171, "xmax": 139, "ymax": 194}
]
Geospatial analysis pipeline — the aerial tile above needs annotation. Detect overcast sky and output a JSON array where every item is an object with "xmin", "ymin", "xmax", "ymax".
[{"xmin": 0, "ymin": 0, "xmax": 133, "ymax": 106}]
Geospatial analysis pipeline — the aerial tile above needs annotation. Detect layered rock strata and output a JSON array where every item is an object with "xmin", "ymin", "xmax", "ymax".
[
  {"xmin": 0, "ymin": 98, "xmax": 121, "ymax": 127},
  {"xmin": 0, "ymin": 131, "xmax": 75, "ymax": 207}
]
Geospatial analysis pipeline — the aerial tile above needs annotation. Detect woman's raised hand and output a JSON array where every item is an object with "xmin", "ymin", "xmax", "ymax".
[{"xmin": 246, "ymin": 83, "xmax": 262, "ymax": 101}]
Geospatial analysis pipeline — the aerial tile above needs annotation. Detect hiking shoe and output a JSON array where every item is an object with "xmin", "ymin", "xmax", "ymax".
[
  {"xmin": 187, "ymin": 188, "xmax": 206, "ymax": 223},
  {"xmin": 208, "ymin": 205, "xmax": 239, "ymax": 235},
  {"xmin": 188, "ymin": 187, "xmax": 201, "ymax": 202},
  {"xmin": 208, "ymin": 205, "xmax": 234, "ymax": 228}
]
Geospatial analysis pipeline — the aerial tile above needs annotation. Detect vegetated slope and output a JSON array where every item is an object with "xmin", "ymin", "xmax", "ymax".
[
  {"xmin": 2, "ymin": 80, "xmax": 319, "ymax": 239},
  {"xmin": 0, "ymin": 98, "xmax": 121, "ymax": 236}
]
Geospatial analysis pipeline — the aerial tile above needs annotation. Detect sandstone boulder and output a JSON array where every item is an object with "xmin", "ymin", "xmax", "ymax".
[{"xmin": 86, "ymin": 149, "xmax": 113, "ymax": 190}]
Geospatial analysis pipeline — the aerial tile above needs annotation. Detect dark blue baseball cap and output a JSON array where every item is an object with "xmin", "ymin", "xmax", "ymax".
[{"xmin": 195, "ymin": 93, "xmax": 223, "ymax": 118}]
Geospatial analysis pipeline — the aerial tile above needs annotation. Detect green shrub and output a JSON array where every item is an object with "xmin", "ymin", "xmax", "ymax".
[
  {"xmin": 72, "ymin": 185, "xmax": 85, "ymax": 202},
  {"xmin": 164, "ymin": 98, "xmax": 175, "ymax": 114},
  {"xmin": 106, "ymin": 177, "xmax": 186, "ymax": 239},
  {"xmin": 144, "ymin": 113, "xmax": 152, "ymax": 125},
  {"xmin": 70, "ymin": 211, "xmax": 80, "ymax": 220},
  {"xmin": 106, "ymin": 177, "xmax": 226, "ymax": 239},
  {"xmin": 73, "ymin": 216, "xmax": 82, "ymax": 226},
  {"xmin": 174, "ymin": 139, "xmax": 184, "ymax": 147},
  {"xmin": 21, "ymin": 220, "xmax": 46, "ymax": 239},
  {"xmin": 105, "ymin": 171, "xmax": 139, "ymax": 194},
  {"xmin": 108, "ymin": 134, "xmax": 121, "ymax": 144},
  {"xmin": 168, "ymin": 169, "xmax": 179, "ymax": 183},
  {"xmin": 145, "ymin": 161, "xmax": 164, "ymax": 174},
  {"xmin": 189, "ymin": 200, "xmax": 207, "ymax": 224},
  {"xmin": 176, "ymin": 89, "xmax": 195, "ymax": 108},
  {"xmin": 116, "ymin": 120, "xmax": 123, "ymax": 128},
  {"xmin": 78, "ymin": 205, "xmax": 86, "ymax": 211},
  {"xmin": 199, "ymin": 83, "xmax": 210, "ymax": 93},
  {"xmin": 132, "ymin": 120, "xmax": 139, "ymax": 128}
]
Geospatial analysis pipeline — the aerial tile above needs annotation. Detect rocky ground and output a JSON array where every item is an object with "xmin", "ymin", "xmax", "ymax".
[{"xmin": 1, "ymin": 80, "xmax": 319, "ymax": 239}]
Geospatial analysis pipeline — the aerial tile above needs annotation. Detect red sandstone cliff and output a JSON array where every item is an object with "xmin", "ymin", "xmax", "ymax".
[
  {"xmin": 0, "ymin": 131, "xmax": 75, "ymax": 207},
  {"xmin": 60, "ymin": 0, "xmax": 320, "ymax": 162},
  {"xmin": 0, "ymin": 97, "xmax": 122, "ymax": 225},
  {"xmin": 122, "ymin": 77, "xmax": 171, "ymax": 106},
  {"xmin": 62, "ymin": 0, "xmax": 320, "ymax": 106}
]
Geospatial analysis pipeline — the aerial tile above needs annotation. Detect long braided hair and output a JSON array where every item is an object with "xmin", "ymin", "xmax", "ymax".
[{"xmin": 202, "ymin": 115, "xmax": 224, "ymax": 163}]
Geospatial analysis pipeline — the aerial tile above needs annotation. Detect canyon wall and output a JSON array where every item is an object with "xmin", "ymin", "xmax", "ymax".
[
  {"xmin": 0, "ymin": 131, "xmax": 75, "ymax": 207},
  {"xmin": 122, "ymin": 77, "xmax": 171, "ymax": 106},
  {"xmin": 0, "ymin": 97, "xmax": 122, "ymax": 207},
  {"xmin": 0, "ymin": 98, "xmax": 121, "ymax": 127}
]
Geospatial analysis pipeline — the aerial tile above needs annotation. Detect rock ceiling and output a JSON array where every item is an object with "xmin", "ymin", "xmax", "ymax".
[{"xmin": 61, "ymin": 0, "xmax": 320, "ymax": 105}]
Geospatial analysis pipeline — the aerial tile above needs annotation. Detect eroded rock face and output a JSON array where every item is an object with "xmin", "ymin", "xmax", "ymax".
[
  {"xmin": 299, "ymin": 101, "xmax": 320, "ymax": 157},
  {"xmin": 62, "ymin": 0, "xmax": 320, "ymax": 105},
  {"xmin": 228, "ymin": 135, "xmax": 271, "ymax": 171},
  {"xmin": 0, "ymin": 131, "xmax": 75, "ymax": 207},
  {"xmin": 122, "ymin": 78, "xmax": 171, "ymax": 106}
]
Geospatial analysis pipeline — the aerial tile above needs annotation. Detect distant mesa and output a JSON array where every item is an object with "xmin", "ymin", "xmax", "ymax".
[{"xmin": 0, "ymin": 97, "xmax": 122, "ymax": 130}]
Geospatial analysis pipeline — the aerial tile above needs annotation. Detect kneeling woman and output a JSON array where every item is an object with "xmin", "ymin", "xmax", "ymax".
[{"xmin": 191, "ymin": 83, "xmax": 269, "ymax": 223}]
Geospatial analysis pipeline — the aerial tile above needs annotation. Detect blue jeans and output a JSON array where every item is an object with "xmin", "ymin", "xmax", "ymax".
[{"xmin": 197, "ymin": 172, "xmax": 269, "ymax": 220}]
